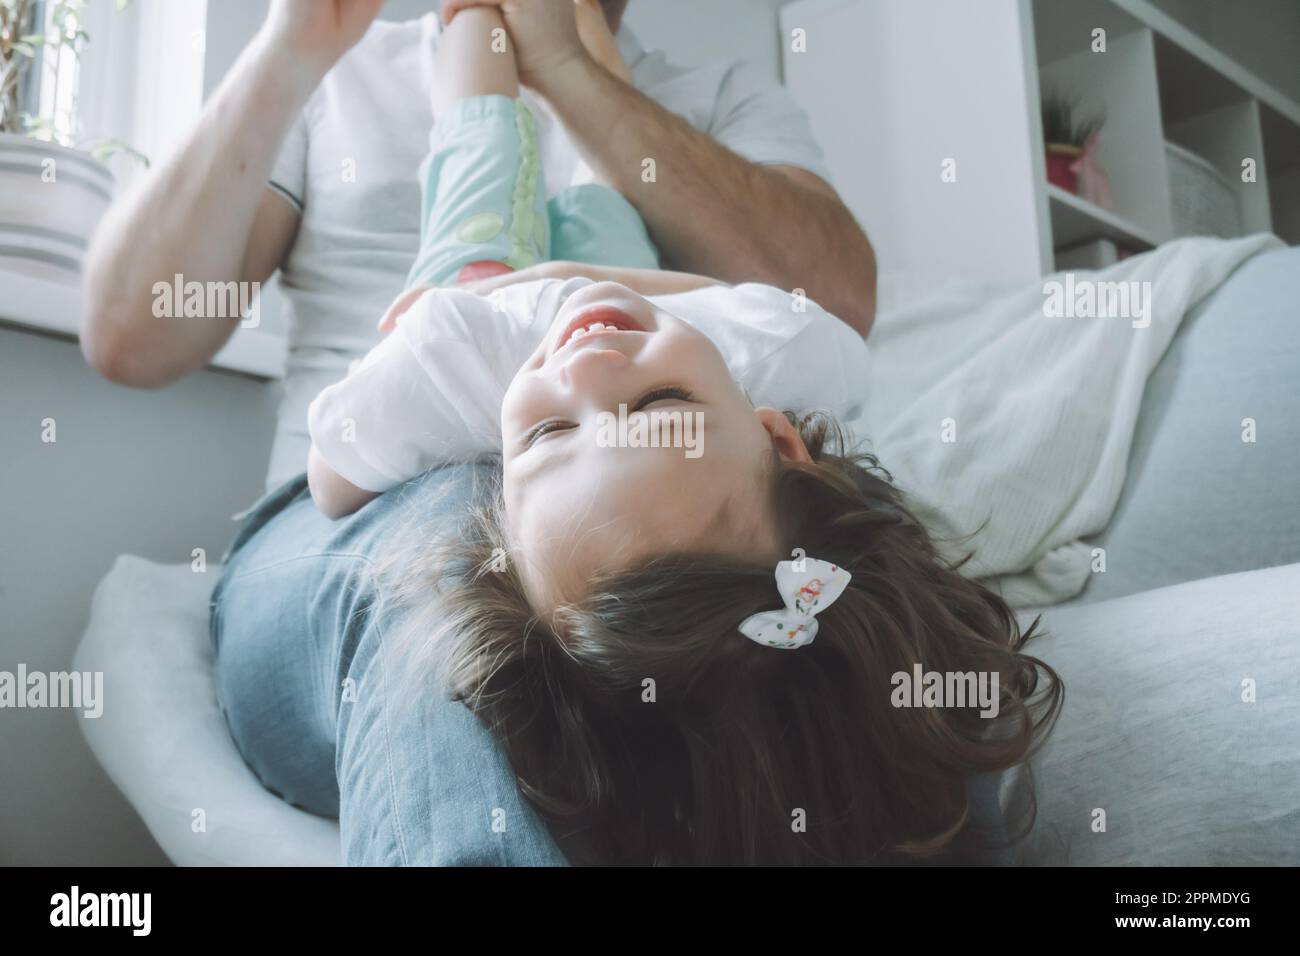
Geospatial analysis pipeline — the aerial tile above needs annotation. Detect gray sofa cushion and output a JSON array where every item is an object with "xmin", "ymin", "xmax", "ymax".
[{"xmin": 1005, "ymin": 561, "xmax": 1300, "ymax": 865}]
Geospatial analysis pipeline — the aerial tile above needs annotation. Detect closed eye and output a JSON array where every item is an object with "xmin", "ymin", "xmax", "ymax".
[
  {"xmin": 632, "ymin": 386, "xmax": 695, "ymax": 410},
  {"xmin": 523, "ymin": 386, "xmax": 696, "ymax": 449},
  {"xmin": 524, "ymin": 419, "xmax": 575, "ymax": 448}
]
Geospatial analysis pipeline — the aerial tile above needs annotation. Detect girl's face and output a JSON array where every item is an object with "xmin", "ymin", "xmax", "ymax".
[{"xmin": 501, "ymin": 282, "xmax": 809, "ymax": 611}]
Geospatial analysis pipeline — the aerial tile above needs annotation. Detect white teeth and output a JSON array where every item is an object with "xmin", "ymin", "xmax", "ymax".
[
  {"xmin": 579, "ymin": 324, "xmax": 603, "ymax": 337},
  {"xmin": 568, "ymin": 322, "xmax": 620, "ymax": 345}
]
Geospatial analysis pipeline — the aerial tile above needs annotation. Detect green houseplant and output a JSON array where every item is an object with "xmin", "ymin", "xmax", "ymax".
[
  {"xmin": 1, "ymin": 0, "xmax": 143, "ymax": 282},
  {"xmin": 1041, "ymin": 89, "xmax": 1103, "ymax": 196}
]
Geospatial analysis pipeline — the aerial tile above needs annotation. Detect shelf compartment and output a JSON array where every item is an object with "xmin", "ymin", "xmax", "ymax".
[
  {"xmin": 1036, "ymin": 22, "xmax": 1172, "ymax": 244},
  {"xmin": 1047, "ymin": 183, "xmax": 1158, "ymax": 250},
  {"xmin": 1164, "ymin": 99, "xmax": 1270, "ymax": 236}
]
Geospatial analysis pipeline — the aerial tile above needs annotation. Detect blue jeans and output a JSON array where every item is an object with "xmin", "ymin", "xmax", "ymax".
[{"xmin": 209, "ymin": 462, "xmax": 570, "ymax": 865}]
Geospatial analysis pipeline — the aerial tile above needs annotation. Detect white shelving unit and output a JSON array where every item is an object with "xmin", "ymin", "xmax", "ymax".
[
  {"xmin": 1035, "ymin": 0, "xmax": 1300, "ymax": 260},
  {"xmin": 781, "ymin": 0, "xmax": 1300, "ymax": 282}
]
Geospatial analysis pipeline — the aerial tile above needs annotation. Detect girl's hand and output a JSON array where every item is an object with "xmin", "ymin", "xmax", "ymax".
[
  {"xmin": 376, "ymin": 264, "xmax": 570, "ymax": 335},
  {"xmin": 378, "ymin": 262, "xmax": 725, "ymax": 334},
  {"xmin": 464, "ymin": 261, "xmax": 729, "ymax": 297},
  {"xmin": 457, "ymin": 260, "xmax": 595, "ymax": 296},
  {"xmin": 377, "ymin": 285, "xmax": 434, "ymax": 334},
  {"xmin": 261, "ymin": 0, "xmax": 387, "ymax": 79}
]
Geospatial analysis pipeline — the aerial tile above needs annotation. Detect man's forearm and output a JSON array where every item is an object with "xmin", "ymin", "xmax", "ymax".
[
  {"xmin": 81, "ymin": 32, "xmax": 314, "ymax": 385},
  {"xmin": 534, "ymin": 56, "xmax": 877, "ymax": 334}
]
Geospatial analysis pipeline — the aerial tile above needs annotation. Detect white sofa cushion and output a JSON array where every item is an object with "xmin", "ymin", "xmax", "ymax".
[{"xmin": 74, "ymin": 555, "xmax": 340, "ymax": 866}]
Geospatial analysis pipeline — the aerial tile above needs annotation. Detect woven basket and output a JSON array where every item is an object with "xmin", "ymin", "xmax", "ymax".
[{"xmin": 1166, "ymin": 140, "xmax": 1241, "ymax": 239}]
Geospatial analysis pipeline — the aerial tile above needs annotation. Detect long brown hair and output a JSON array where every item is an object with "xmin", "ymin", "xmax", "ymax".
[{"xmin": 381, "ymin": 412, "xmax": 1063, "ymax": 864}]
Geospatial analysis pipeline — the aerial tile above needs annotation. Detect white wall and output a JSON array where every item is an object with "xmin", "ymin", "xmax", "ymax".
[
  {"xmin": 0, "ymin": 328, "xmax": 279, "ymax": 865},
  {"xmin": 782, "ymin": 0, "xmax": 1049, "ymax": 283},
  {"xmin": 0, "ymin": 0, "xmax": 279, "ymax": 869}
]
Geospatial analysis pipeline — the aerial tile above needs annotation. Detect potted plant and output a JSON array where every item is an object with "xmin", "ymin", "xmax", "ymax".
[
  {"xmin": 0, "ymin": 0, "xmax": 143, "ymax": 282},
  {"xmin": 1041, "ymin": 90, "xmax": 1104, "ymax": 197}
]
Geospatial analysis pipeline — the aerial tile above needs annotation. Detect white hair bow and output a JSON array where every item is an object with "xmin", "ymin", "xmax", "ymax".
[{"xmin": 738, "ymin": 556, "xmax": 852, "ymax": 649}]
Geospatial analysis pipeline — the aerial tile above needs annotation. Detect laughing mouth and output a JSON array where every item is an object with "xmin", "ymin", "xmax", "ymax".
[{"xmin": 552, "ymin": 306, "xmax": 645, "ymax": 356}]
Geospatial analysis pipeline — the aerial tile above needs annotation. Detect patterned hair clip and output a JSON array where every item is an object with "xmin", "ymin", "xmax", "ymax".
[{"xmin": 738, "ymin": 556, "xmax": 851, "ymax": 649}]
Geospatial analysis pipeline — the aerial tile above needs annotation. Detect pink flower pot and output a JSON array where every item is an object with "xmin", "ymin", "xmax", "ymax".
[{"xmin": 1045, "ymin": 144, "xmax": 1083, "ymax": 193}]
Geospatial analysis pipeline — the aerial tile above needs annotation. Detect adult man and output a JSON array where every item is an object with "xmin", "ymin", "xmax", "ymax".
[{"xmin": 82, "ymin": 0, "xmax": 875, "ymax": 490}]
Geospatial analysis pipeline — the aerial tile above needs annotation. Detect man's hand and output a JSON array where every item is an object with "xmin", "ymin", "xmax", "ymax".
[
  {"xmin": 440, "ymin": 0, "xmax": 590, "ymax": 92},
  {"xmin": 262, "ymin": 0, "xmax": 388, "ymax": 80}
]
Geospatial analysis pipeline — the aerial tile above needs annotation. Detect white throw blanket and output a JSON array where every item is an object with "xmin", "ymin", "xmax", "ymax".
[{"xmin": 852, "ymin": 234, "xmax": 1281, "ymax": 608}]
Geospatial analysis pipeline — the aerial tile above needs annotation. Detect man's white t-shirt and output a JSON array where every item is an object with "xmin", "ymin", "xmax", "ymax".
[
  {"xmin": 307, "ymin": 278, "xmax": 868, "ymax": 494},
  {"xmin": 264, "ymin": 14, "xmax": 833, "ymax": 490}
]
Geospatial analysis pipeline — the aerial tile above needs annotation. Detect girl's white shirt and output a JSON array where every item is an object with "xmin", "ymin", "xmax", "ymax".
[{"xmin": 308, "ymin": 277, "xmax": 869, "ymax": 493}]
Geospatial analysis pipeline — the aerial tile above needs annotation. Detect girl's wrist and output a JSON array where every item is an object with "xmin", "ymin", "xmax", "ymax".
[{"xmin": 527, "ymin": 50, "xmax": 600, "ymax": 103}]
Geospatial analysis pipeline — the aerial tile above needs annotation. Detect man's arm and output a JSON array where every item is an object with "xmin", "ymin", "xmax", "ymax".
[
  {"xmin": 546, "ymin": 63, "xmax": 876, "ymax": 336},
  {"xmin": 446, "ymin": 0, "xmax": 876, "ymax": 336},
  {"xmin": 81, "ymin": 0, "xmax": 385, "ymax": 387}
]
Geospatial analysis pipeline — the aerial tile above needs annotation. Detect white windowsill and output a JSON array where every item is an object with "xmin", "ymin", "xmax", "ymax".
[{"xmin": 0, "ymin": 269, "xmax": 286, "ymax": 380}]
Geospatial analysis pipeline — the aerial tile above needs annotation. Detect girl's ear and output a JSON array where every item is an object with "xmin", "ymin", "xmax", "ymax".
[{"xmin": 755, "ymin": 407, "xmax": 813, "ymax": 464}]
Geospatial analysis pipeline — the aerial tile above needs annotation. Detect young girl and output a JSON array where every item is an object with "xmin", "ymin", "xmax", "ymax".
[{"xmin": 308, "ymin": 2, "xmax": 1063, "ymax": 865}]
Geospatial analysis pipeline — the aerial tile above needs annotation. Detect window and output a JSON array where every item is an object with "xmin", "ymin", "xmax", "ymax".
[{"xmin": 19, "ymin": 0, "xmax": 82, "ymax": 144}]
